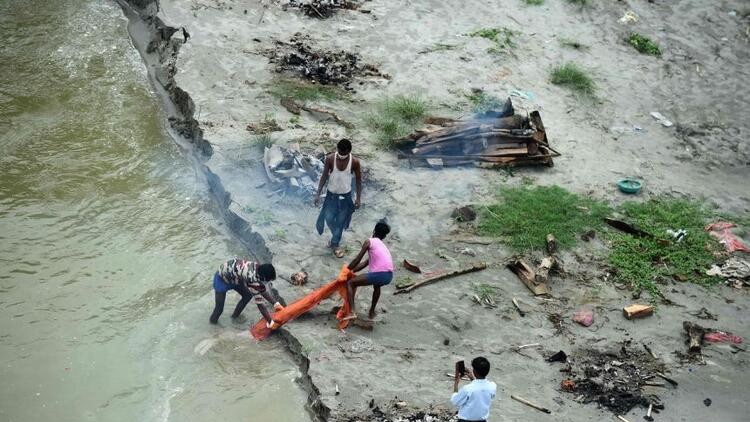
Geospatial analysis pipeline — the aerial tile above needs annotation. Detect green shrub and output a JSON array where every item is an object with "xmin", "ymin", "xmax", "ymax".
[
  {"xmin": 627, "ymin": 33, "xmax": 662, "ymax": 56},
  {"xmin": 549, "ymin": 62, "xmax": 596, "ymax": 96}
]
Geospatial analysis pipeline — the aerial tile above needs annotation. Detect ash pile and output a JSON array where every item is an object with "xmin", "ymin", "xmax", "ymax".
[
  {"xmin": 396, "ymin": 99, "xmax": 559, "ymax": 168},
  {"xmin": 263, "ymin": 144, "xmax": 324, "ymax": 199},
  {"xmin": 555, "ymin": 342, "xmax": 668, "ymax": 415},
  {"xmin": 265, "ymin": 33, "xmax": 388, "ymax": 86},
  {"xmin": 283, "ymin": 0, "xmax": 360, "ymax": 19}
]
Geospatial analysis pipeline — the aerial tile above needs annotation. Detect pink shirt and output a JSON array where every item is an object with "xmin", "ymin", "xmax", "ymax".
[{"xmin": 368, "ymin": 237, "xmax": 393, "ymax": 272}]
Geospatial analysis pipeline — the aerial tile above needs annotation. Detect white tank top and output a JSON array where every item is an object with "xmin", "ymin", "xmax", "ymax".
[{"xmin": 327, "ymin": 153, "xmax": 352, "ymax": 194}]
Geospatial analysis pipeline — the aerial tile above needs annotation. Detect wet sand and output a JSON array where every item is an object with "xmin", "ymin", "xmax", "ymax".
[{"xmin": 121, "ymin": 0, "xmax": 749, "ymax": 420}]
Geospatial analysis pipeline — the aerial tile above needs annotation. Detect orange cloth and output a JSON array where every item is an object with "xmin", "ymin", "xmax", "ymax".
[{"xmin": 250, "ymin": 266, "xmax": 355, "ymax": 340}]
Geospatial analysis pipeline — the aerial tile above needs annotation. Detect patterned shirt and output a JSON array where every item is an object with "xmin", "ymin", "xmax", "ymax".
[{"xmin": 218, "ymin": 259, "xmax": 267, "ymax": 295}]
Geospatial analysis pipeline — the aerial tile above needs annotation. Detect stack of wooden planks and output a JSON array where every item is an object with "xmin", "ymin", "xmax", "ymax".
[{"xmin": 396, "ymin": 102, "xmax": 559, "ymax": 168}]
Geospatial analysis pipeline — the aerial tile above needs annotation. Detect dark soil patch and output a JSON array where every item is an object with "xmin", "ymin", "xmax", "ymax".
[{"xmin": 285, "ymin": 0, "xmax": 360, "ymax": 19}]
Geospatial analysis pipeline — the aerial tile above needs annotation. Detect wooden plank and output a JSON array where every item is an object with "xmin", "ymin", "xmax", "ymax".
[
  {"xmin": 507, "ymin": 259, "xmax": 550, "ymax": 296},
  {"xmin": 394, "ymin": 263, "xmax": 487, "ymax": 294}
]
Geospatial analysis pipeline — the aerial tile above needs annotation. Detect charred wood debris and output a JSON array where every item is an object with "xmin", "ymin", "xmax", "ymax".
[
  {"xmin": 396, "ymin": 99, "xmax": 560, "ymax": 169},
  {"xmin": 264, "ymin": 33, "xmax": 388, "ymax": 87},
  {"xmin": 282, "ymin": 0, "xmax": 362, "ymax": 19}
]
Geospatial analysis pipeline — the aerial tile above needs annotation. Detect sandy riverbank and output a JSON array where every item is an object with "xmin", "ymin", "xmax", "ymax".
[{"xmin": 120, "ymin": 1, "xmax": 749, "ymax": 420}]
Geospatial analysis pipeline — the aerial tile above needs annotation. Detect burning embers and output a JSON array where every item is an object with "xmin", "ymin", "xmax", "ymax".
[
  {"xmin": 396, "ymin": 99, "xmax": 559, "ymax": 168},
  {"xmin": 265, "ymin": 33, "xmax": 388, "ymax": 86}
]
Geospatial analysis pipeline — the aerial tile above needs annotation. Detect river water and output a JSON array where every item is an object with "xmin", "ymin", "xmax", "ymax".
[{"xmin": 0, "ymin": 1, "xmax": 308, "ymax": 421}]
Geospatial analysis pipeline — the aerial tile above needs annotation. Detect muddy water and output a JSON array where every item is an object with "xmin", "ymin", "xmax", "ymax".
[{"xmin": 0, "ymin": 1, "xmax": 308, "ymax": 421}]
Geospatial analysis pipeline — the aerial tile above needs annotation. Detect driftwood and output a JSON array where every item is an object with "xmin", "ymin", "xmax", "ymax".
[
  {"xmin": 604, "ymin": 218, "xmax": 653, "ymax": 238},
  {"xmin": 656, "ymin": 372, "xmax": 678, "ymax": 387},
  {"xmin": 535, "ymin": 257, "xmax": 557, "ymax": 284},
  {"xmin": 394, "ymin": 263, "xmax": 487, "ymax": 294},
  {"xmin": 683, "ymin": 321, "xmax": 706, "ymax": 353},
  {"xmin": 402, "ymin": 259, "xmax": 422, "ymax": 273},
  {"xmin": 507, "ymin": 259, "xmax": 550, "ymax": 296},
  {"xmin": 546, "ymin": 234, "xmax": 557, "ymax": 254},
  {"xmin": 617, "ymin": 416, "xmax": 633, "ymax": 422},
  {"xmin": 512, "ymin": 297, "xmax": 526, "ymax": 317},
  {"xmin": 511, "ymin": 394, "xmax": 551, "ymax": 414},
  {"xmin": 623, "ymin": 304, "xmax": 653, "ymax": 319}
]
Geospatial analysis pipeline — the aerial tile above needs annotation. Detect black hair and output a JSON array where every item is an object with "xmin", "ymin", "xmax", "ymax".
[
  {"xmin": 471, "ymin": 356, "xmax": 490, "ymax": 378},
  {"xmin": 373, "ymin": 220, "xmax": 390, "ymax": 240},
  {"xmin": 337, "ymin": 138, "xmax": 352, "ymax": 154},
  {"xmin": 257, "ymin": 263, "xmax": 276, "ymax": 281}
]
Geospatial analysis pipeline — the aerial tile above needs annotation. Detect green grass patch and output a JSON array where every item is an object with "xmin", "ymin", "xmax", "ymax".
[
  {"xmin": 268, "ymin": 78, "xmax": 347, "ymax": 102},
  {"xmin": 252, "ymin": 133, "xmax": 274, "ymax": 148},
  {"xmin": 523, "ymin": 0, "xmax": 545, "ymax": 5},
  {"xmin": 366, "ymin": 95, "xmax": 429, "ymax": 148},
  {"xmin": 466, "ymin": 90, "xmax": 506, "ymax": 114},
  {"xmin": 627, "ymin": 33, "xmax": 662, "ymax": 56},
  {"xmin": 566, "ymin": 0, "xmax": 588, "ymax": 5},
  {"xmin": 478, "ymin": 185, "xmax": 610, "ymax": 251},
  {"xmin": 467, "ymin": 27, "xmax": 516, "ymax": 53},
  {"xmin": 549, "ymin": 62, "xmax": 596, "ymax": 96},
  {"xmin": 608, "ymin": 199, "xmax": 721, "ymax": 300},
  {"xmin": 559, "ymin": 38, "xmax": 589, "ymax": 51},
  {"xmin": 472, "ymin": 283, "xmax": 500, "ymax": 302}
]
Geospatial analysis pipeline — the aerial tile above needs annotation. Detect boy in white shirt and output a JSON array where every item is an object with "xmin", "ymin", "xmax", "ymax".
[{"xmin": 451, "ymin": 357, "xmax": 497, "ymax": 422}]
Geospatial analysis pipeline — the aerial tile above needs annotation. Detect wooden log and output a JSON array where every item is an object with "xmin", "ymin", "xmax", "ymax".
[
  {"xmin": 394, "ymin": 262, "xmax": 487, "ymax": 294},
  {"xmin": 535, "ymin": 257, "xmax": 556, "ymax": 284},
  {"xmin": 683, "ymin": 321, "xmax": 706, "ymax": 353},
  {"xmin": 512, "ymin": 297, "xmax": 526, "ymax": 317},
  {"xmin": 623, "ymin": 304, "xmax": 654, "ymax": 319},
  {"xmin": 510, "ymin": 395, "xmax": 551, "ymax": 414},
  {"xmin": 656, "ymin": 372, "xmax": 679, "ymax": 387},
  {"xmin": 617, "ymin": 416, "xmax": 633, "ymax": 422},
  {"xmin": 546, "ymin": 234, "xmax": 557, "ymax": 254},
  {"xmin": 507, "ymin": 259, "xmax": 550, "ymax": 296},
  {"xmin": 604, "ymin": 218, "xmax": 653, "ymax": 238}
]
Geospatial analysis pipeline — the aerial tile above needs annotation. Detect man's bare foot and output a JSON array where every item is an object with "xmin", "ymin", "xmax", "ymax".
[{"xmin": 368, "ymin": 310, "xmax": 377, "ymax": 320}]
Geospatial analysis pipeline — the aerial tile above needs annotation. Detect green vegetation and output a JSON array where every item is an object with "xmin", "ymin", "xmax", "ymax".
[
  {"xmin": 252, "ymin": 133, "xmax": 274, "ymax": 148},
  {"xmin": 524, "ymin": 0, "xmax": 544, "ymax": 5},
  {"xmin": 269, "ymin": 78, "xmax": 347, "ymax": 102},
  {"xmin": 549, "ymin": 62, "xmax": 596, "ymax": 96},
  {"xmin": 366, "ymin": 95, "xmax": 429, "ymax": 148},
  {"xmin": 419, "ymin": 43, "xmax": 459, "ymax": 54},
  {"xmin": 289, "ymin": 115, "xmax": 300, "ymax": 124},
  {"xmin": 478, "ymin": 185, "xmax": 610, "ymax": 251},
  {"xmin": 627, "ymin": 33, "xmax": 662, "ymax": 56},
  {"xmin": 566, "ymin": 0, "xmax": 588, "ymax": 6},
  {"xmin": 559, "ymin": 38, "xmax": 590, "ymax": 51},
  {"xmin": 468, "ymin": 27, "xmax": 516, "ymax": 53},
  {"xmin": 466, "ymin": 90, "xmax": 506, "ymax": 114},
  {"xmin": 472, "ymin": 283, "xmax": 500, "ymax": 303},
  {"xmin": 242, "ymin": 206, "xmax": 276, "ymax": 225},
  {"xmin": 609, "ymin": 199, "xmax": 721, "ymax": 299}
]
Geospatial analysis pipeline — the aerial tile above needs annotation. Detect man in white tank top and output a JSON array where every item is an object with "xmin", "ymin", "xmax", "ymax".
[{"xmin": 314, "ymin": 139, "xmax": 362, "ymax": 258}]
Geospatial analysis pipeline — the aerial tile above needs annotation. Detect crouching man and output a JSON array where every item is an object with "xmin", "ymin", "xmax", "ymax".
[
  {"xmin": 451, "ymin": 357, "xmax": 497, "ymax": 422},
  {"xmin": 210, "ymin": 259, "xmax": 284, "ymax": 328}
]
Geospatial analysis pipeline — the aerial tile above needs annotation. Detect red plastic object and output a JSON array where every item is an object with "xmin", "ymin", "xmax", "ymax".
[
  {"xmin": 704, "ymin": 331, "xmax": 743, "ymax": 344},
  {"xmin": 572, "ymin": 308, "xmax": 594, "ymax": 327},
  {"xmin": 705, "ymin": 222, "xmax": 750, "ymax": 253}
]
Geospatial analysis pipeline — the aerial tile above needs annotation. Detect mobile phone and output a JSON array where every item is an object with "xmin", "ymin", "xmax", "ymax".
[{"xmin": 456, "ymin": 360, "xmax": 466, "ymax": 376}]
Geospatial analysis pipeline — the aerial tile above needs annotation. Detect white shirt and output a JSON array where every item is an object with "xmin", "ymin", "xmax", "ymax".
[{"xmin": 450, "ymin": 378, "xmax": 497, "ymax": 421}]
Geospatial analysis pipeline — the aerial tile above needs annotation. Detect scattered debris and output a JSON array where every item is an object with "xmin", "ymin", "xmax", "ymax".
[
  {"xmin": 605, "ymin": 218, "xmax": 653, "ymax": 238},
  {"xmin": 507, "ymin": 259, "xmax": 551, "ymax": 296},
  {"xmin": 396, "ymin": 99, "xmax": 559, "ymax": 168},
  {"xmin": 547, "ymin": 350, "xmax": 568, "ymax": 363},
  {"xmin": 246, "ymin": 117, "xmax": 282, "ymax": 134},
  {"xmin": 617, "ymin": 416, "xmax": 634, "ymax": 422},
  {"xmin": 655, "ymin": 372, "xmax": 678, "ymax": 387},
  {"xmin": 683, "ymin": 321, "xmax": 706, "ymax": 353},
  {"xmin": 394, "ymin": 262, "xmax": 487, "ymax": 294},
  {"xmin": 290, "ymin": 271, "xmax": 309, "ymax": 285},
  {"xmin": 560, "ymin": 343, "xmax": 667, "ymax": 415},
  {"xmin": 650, "ymin": 111, "xmax": 674, "ymax": 127},
  {"xmin": 263, "ymin": 144, "xmax": 324, "ymax": 198},
  {"xmin": 451, "ymin": 205, "xmax": 477, "ymax": 222},
  {"xmin": 706, "ymin": 257, "xmax": 750, "ymax": 287},
  {"xmin": 510, "ymin": 394, "xmax": 552, "ymax": 414},
  {"xmin": 283, "ymin": 0, "xmax": 359, "ymax": 19},
  {"xmin": 402, "ymin": 259, "xmax": 422, "ymax": 273},
  {"xmin": 561, "ymin": 379, "xmax": 576, "ymax": 391},
  {"xmin": 573, "ymin": 308, "xmax": 594, "ymax": 327},
  {"xmin": 619, "ymin": 10, "xmax": 639, "ymax": 24},
  {"xmin": 281, "ymin": 97, "xmax": 354, "ymax": 128},
  {"xmin": 688, "ymin": 307, "xmax": 717, "ymax": 320},
  {"xmin": 512, "ymin": 297, "xmax": 526, "ymax": 317},
  {"xmin": 705, "ymin": 222, "xmax": 750, "ymax": 252},
  {"xmin": 644, "ymin": 403, "xmax": 654, "ymax": 421},
  {"xmin": 535, "ymin": 256, "xmax": 557, "ymax": 285},
  {"xmin": 264, "ymin": 33, "xmax": 388, "ymax": 86},
  {"xmin": 623, "ymin": 304, "xmax": 653, "ymax": 320},
  {"xmin": 666, "ymin": 228, "xmax": 687, "ymax": 242},
  {"xmin": 546, "ymin": 233, "xmax": 557, "ymax": 254}
]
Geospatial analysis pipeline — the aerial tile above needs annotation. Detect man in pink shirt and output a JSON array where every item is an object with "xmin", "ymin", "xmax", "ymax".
[{"xmin": 343, "ymin": 220, "xmax": 393, "ymax": 320}]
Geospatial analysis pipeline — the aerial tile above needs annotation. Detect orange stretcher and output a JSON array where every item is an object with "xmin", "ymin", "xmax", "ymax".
[{"xmin": 250, "ymin": 266, "xmax": 355, "ymax": 340}]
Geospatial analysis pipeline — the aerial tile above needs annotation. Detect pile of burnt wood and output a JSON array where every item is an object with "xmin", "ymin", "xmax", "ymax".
[{"xmin": 396, "ymin": 99, "xmax": 559, "ymax": 168}]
